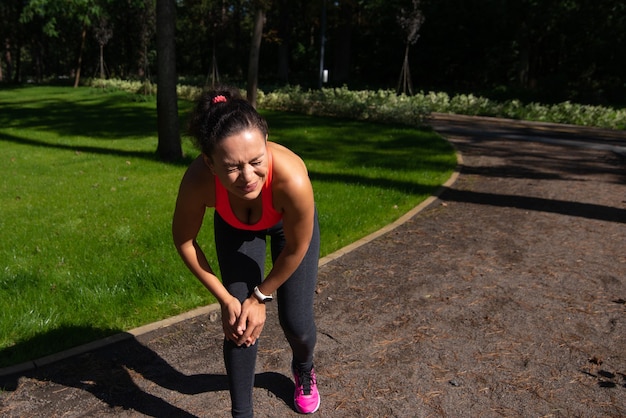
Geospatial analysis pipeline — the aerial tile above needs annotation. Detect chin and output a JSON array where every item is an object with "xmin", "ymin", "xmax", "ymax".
[{"xmin": 238, "ymin": 188, "xmax": 262, "ymax": 200}]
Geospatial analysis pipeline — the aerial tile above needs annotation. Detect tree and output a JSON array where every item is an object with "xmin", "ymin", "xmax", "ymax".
[
  {"xmin": 330, "ymin": 0, "xmax": 354, "ymax": 85},
  {"xmin": 156, "ymin": 0, "xmax": 182, "ymax": 161},
  {"xmin": 19, "ymin": 0, "xmax": 102, "ymax": 86},
  {"xmin": 0, "ymin": 0, "xmax": 24, "ymax": 83},
  {"xmin": 4, "ymin": 0, "xmax": 624, "ymax": 105},
  {"xmin": 275, "ymin": 0, "xmax": 292, "ymax": 83},
  {"xmin": 396, "ymin": 0, "xmax": 424, "ymax": 95},
  {"xmin": 93, "ymin": 16, "xmax": 112, "ymax": 79},
  {"xmin": 247, "ymin": 1, "xmax": 268, "ymax": 108},
  {"xmin": 136, "ymin": 0, "xmax": 156, "ymax": 80}
]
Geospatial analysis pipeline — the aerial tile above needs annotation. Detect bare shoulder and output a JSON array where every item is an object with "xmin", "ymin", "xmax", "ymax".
[
  {"xmin": 268, "ymin": 141, "xmax": 309, "ymax": 185},
  {"xmin": 268, "ymin": 142, "xmax": 313, "ymax": 211},
  {"xmin": 178, "ymin": 155, "xmax": 216, "ymax": 208}
]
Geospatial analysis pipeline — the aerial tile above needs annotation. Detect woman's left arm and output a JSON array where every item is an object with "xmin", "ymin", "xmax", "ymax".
[
  {"xmin": 235, "ymin": 154, "xmax": 315, "ymax": 346},
  {"xmin": 259, "ymin": 175, "xmax": 315, "ymax": 295}
]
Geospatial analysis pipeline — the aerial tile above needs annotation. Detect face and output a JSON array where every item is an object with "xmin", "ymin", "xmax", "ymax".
[{"xmin": 207, "ymin": 129, "xmax": 268, "ymax": 201}]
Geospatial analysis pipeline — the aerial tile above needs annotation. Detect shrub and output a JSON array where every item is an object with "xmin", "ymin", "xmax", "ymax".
[{"xmin": 86, "ymin": 79, "xmax": 626, "ymax": 130}]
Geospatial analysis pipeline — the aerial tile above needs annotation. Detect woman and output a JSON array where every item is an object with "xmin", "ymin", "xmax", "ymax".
[{"xmin": 172, "ymin": 86, "xmax": 320, "ymax": 417}]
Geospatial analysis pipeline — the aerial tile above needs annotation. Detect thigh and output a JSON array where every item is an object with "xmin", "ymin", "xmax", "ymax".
[
  {"xmin": 274, "ymin": 210, "xmax": 320, "ymax": 319},
  {"xmin": 214, "ymin": 212, "xmax": 266, "ymax": 302}
]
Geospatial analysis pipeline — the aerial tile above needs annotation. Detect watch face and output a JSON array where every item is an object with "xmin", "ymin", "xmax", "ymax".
[{"xmin": 254, "ymin": 286, "xmax": 272, "ymax": 302}]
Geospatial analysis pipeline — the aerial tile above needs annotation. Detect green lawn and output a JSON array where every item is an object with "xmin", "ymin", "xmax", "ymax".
[{"xmin": 0, "ymin": 86, "xmax": 456, "ymax": 367}]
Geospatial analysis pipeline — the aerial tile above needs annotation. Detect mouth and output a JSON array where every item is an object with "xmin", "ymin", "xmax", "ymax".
[{"xmin": 240, "ymin": 182, "xmax": 258, "ymax": 193}]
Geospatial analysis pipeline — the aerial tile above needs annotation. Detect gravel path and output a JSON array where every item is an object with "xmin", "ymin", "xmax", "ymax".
[{"xmin": 1, "ymin": 114, "xmax": 625, "ymax": 417}]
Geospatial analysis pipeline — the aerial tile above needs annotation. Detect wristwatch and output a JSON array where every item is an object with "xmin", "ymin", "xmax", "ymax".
[{"xmin": 253, "ymin": 286, "xmax": 273, "ymax": 303}]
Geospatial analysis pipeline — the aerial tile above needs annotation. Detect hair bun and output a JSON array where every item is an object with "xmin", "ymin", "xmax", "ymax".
[{"xmin": 212, "ymin": 95, "xmax": 227, "ymax": 104}]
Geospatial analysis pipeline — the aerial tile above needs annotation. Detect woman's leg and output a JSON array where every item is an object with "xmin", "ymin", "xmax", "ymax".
[
  {"xmin": 270, "ymin": 210, "xmax": 320, "ymax": 371},
  {"xmin": 214, "ymin": 213, "xmax": 266, "ymax": 418}
]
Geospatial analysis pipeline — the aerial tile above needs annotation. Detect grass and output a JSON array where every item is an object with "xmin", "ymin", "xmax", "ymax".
[{"xmin": 0, "ymin": 86, "xmax": 456, "ymax": 368}]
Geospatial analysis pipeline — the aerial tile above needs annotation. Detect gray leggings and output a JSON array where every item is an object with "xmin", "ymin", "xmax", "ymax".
[{"xmin": 214, "ymin": 210, "xmax": 320, "ymax": 418}]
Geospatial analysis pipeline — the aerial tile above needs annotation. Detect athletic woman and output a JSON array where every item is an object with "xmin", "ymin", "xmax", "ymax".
[{"xmin": 172, "ymin": 86, "xmax": 320, "ymax": 417}]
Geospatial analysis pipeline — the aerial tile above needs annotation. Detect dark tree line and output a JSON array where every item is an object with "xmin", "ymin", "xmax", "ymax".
[{"xmin": 2, "ymin": 0, "xmax": 625, "ymax": 105}]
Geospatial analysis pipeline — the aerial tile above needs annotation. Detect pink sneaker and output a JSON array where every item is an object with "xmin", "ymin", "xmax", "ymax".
[{"xmin": 292, "ymin": 365, "xmax": 320, "ymax": 414}]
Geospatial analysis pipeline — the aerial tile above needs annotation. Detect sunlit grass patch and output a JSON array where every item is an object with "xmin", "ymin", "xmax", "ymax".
[{"xmin": 0, "ymin": 86, "xmax": 456, "ymax": 367}]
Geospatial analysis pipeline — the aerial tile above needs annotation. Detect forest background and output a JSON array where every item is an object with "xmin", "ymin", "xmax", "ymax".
[{"xmin": 2, "ymin": 0, "xmax": 625, "ymax": 108}]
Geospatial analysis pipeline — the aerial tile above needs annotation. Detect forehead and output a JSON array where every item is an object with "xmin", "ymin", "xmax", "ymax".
[{"xmin": 212, "ymin": 129, "xmax": 266, "ymax": 163}]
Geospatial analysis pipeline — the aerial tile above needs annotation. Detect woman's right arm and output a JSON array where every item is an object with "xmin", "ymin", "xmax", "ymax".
[
  {"xmin": 171, "ymin": 159, "xmax": 233, "ymax": 306},
  {"xmin": 172, "ymin": 160, "xmax": 246, "ymax": 344}
]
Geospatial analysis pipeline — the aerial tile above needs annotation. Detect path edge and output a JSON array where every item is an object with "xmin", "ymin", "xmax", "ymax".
[{"xmin": 0, "ymin": 149, "xmax": 463, "ymax": 378}]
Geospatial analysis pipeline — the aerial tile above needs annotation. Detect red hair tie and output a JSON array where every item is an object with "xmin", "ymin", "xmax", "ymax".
[{"xmin": 212, "ymin": 95, "xmax": 227, "ymax": 104}]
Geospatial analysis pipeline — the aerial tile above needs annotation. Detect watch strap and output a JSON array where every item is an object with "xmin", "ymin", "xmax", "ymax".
[{"xmin": 253, "ymin": 286, "xmax": 273, "ymax": 302}]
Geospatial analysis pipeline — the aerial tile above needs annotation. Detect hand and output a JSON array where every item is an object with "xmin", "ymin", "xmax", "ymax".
[
  {"xmin": 220, "ymin": 296, "xmax": 243, "ymax": 344},
  {"xmin": 235, "ymin": 296, "xmax": 267, "ymax": 347}
]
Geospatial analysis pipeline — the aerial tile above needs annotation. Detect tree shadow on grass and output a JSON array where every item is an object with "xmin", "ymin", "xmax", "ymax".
[
  {"xmin": 0, "ymin": 326, "xmax": 294, "ymax": 417},
  {"xmin": 309, "ymin": 170, "xmax": 442, "ymax": 195},
  {"xmin": 0, "ymin": 89, "xmax": 163, "ymax": 140},
  {"xmin": 0, "ymin": 131, "xmax": 195, "ymax": 166}
]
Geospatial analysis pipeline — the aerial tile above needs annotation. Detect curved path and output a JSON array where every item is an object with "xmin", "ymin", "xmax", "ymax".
[{"xmin": 1, "ymin": 115, "xmax": 625, "ymax": 417}]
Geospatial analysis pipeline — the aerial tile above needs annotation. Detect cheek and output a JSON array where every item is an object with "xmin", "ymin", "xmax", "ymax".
[
  {"xmin": 224, "ymin": 172, "xmax": 240, "ymax": 184},
  {"xmin": 215, "ymin": 169, "xmax": 238, "ymax": 185},
  {"xmin": 256, "ymin": 166, "xmax": 268, "ymax": 178}
]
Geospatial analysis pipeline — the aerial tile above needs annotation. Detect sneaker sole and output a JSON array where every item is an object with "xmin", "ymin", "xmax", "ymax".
[{"xmin": 294, "ymin": 395, "xmax": 320, "ymax": 414}]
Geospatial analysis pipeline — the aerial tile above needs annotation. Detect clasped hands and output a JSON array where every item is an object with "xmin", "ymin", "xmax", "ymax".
[{"xmin": 221, "ymin": 295, "xmax": 266, "ymax": 347}]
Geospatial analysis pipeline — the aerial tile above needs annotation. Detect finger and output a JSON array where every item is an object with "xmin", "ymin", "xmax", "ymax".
[
  {"xmin": 243, "ymin": 334, "xmax": 259, "ymax": 347},
  {"xmin": 240, "ymin": 322, "xmax": 264, "ymax": 346},
  {"xmin": 222, "ymin": 322, "xmax": 238, "ymax": 339},
  {"xmin": 237, "ymin": 332, "xmax": 250, "ymax": 346},
  {"xmin": 229, "ymin": 311, "xmax": 240, "ymax": 328},
  {"xmin": 235, "ymin": 315, "xmax": 248, "ymax": 335},
  {"xmin": 223, "ymin": 320, "xmax": 242, "ymax": 341},
  {"xmin": 236, "ymin": 311, "xmax": 247, "ymax": 329}
]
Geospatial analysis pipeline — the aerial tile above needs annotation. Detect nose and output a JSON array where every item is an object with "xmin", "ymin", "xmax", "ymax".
[{"xmin": 240, "ymin": 164, "xmax": 254, "ymax": 181}]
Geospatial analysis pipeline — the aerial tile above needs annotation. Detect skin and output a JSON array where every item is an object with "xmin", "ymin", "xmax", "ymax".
[{"xmin": 172, "ymin": 128, "xmax": 315, "ymax": 348}]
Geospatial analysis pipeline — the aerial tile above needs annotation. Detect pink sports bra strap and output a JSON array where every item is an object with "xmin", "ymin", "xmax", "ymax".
[{"xmin": 214, "ymin": 148, "xmax": 283, "ymax": 230}]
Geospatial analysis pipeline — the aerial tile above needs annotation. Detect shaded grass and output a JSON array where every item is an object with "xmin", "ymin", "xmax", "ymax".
[
  {"xmin": 265, "ymin": 110, "xmax": 456, "ymax": 249},
  {"xmin": 0, "ymin": 86, "xmax": 456, "ymax": 367}
]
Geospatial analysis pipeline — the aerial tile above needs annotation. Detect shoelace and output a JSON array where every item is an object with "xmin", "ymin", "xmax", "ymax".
[{"xmin": 295, "ymin": 368, "xmax": 315, "ymax": 395}]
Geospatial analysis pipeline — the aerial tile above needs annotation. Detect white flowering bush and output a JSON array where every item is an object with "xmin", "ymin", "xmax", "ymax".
[
  {"xmin": 86, "ymin": 78, "xmax": 626, "ymax": 130},
  {"xmin": 259, "ymin": 86, "xmax": 427, "ymax": 127}
]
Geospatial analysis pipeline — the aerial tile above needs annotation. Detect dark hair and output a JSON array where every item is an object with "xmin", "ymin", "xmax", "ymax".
[{"xmin": 187, "ymin": 86, "xmax": 269, "ymax": 156}]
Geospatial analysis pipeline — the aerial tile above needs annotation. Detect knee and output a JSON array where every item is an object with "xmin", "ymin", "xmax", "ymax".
[{"xmin": 280, "ymin": 316, "xmax": 316, "ymax": 345}]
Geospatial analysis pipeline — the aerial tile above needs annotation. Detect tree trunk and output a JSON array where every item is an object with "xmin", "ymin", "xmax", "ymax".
[
  {"xmin": 318, "ymin": 0, "xmax": 327, "ymax": 89},
  {"xmin": 3, "ymin": 38, "xmax": 12, "ymax": 82},
  {"xmin": 13, "ymin": 39, "xmax": 21, "ymax": 83},
  {"xmin": 517, "ymin": 21, "xmax": 530, "ymax": 89},
  {"xmin": 247, "ymin": 7, "xmax": 264, "ymax": 108},
  {"xmin": 397, "ymin": 43, "xmax": 413, "ymax": 95},
  {"xmin": 207, "ymin": 35, "xmax": 219, "ymax": 88},
  {"xmin": 156, "ymin": 0, "xmax": 182, "ymax": 162},
  {"xmin": 332, "ymin": 2, "xmax": 353, "ymax": 84},
  {"xmin": 277, "ymin": 0, "xmax": 291, "ymax": 83},
  {"xmin": 99, "ymin": 44, "xmax": 105, "ymax": 79},
  {"xmin": 73, "ymin": 26, "xmax": 86, "ymax": 88}
]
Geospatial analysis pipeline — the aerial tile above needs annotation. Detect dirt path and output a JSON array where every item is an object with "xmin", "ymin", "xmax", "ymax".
[{"xmin": 1, "ymin": 115, "xmax": 625, "ymax": 417}]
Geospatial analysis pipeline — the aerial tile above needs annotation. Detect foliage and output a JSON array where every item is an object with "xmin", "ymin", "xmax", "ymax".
[
  {"xmin": 397, "ymin": 0, "xmax": 425, "ymax": 45},
  {"xmin": 87, "ymin": 78, "xmax": 626, "ymax": 130},
  {"xmin": 259, "ymin": 85, "xmax": 427, "ymax": 126},
  {"xmin": 2, "ymin": 0, "xmax": 626, "ymax": 105},
  {"xmin": 259, "ymin": 86, "xmax": 626, "ymax": 130}
]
